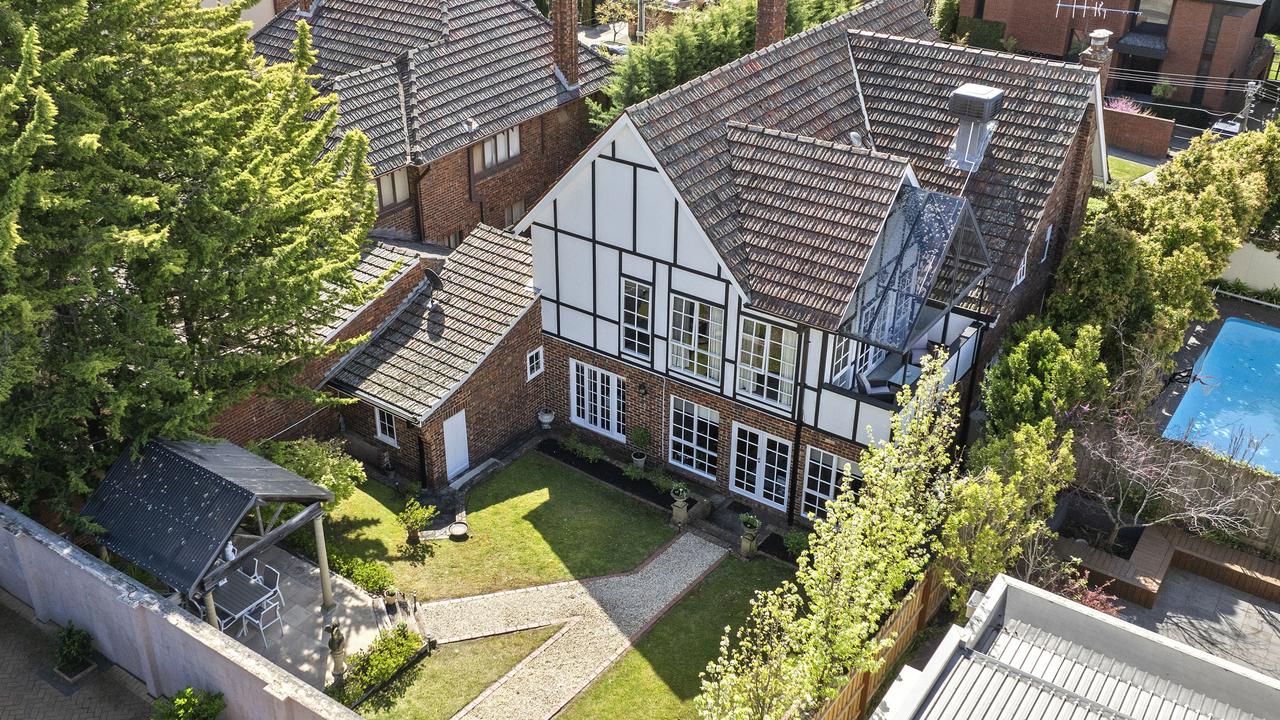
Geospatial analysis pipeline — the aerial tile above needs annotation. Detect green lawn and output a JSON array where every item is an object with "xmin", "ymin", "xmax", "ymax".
[
  {"xmin": 325, "ymin": 452, "xmax": 675, "ymax": 601},
  {"xmin": 363, "ymin": 625, "xmax": 560, "ymax": 720},
  {"xmin": 558, "ymin": 558, "xmax": 794, "ymax": 720},
  {"xmin": 1107, "ymin": 155, "xmax": 1157, "ymax": 185}
]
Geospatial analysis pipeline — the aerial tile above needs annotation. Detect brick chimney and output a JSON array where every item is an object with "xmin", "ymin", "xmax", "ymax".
[
  {"xmin": 755, "ymin": 0, "xmax": 786, "ymax": 50},
  {"xmin": 552, "ymin": 0, "xmax": 579, "ymax": 88},
  {"xmin": 1079, "ymin": 29, "xmax": 1115, "ymax": 92}
]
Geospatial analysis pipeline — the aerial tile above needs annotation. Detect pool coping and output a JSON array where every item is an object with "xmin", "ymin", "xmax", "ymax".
[{"xmin": 1150, "ymin": 291, "xmax": 1280, "ymax": 437}]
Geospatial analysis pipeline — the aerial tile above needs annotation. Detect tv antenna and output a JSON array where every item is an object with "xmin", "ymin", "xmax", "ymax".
[{"xmin": 1055, "ymin": 1, "xmax": 1141, "ymax": 19}]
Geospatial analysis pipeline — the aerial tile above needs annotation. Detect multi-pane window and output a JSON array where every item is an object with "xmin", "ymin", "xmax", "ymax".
[
  {"xmin": 526, "ymin": 346, "xmax": 544, "ymax": 380},
  {"xmin": 505, "ymin": 199, "xmax": 526, "ymax": 228},
  {"xmin": 376, "ymin": 168, "xmax": 410, "ymax": 209},
  {"xmin": 471, "ymin": 126, "xmax": 521, "ymax": 173},
  {"xmin": 830, "ymin": 336, "xmax": 881, "ymax": 390},
  {"xmin": 1013, "ymin": 245, "xmax": 1029, "ymax": 287},
  {"xmin": 375, "ymin": 407, "xmax": 399, "ymax": 447},
  {"xmin": 802, "ymin": 447, "xmax": 861, "ymax": 520},
  {"xmin": 621, "ymin": 279, "xmax": 653, "ymax": 359},
  {"xmin": 737, "ymin": 317, "xmax": 799, "ymax": 409},
  {"xmin": 669, "ymin": 397, "xmax": 720, "ymax": 478},
  {"xmin": 570, "ymin": 360, "xmax": 626, "ymax": 440},
  {"xmin": 669, "ymin": 296, "xmax": 724, "ymax": 383},
  {"xmin": 731, "ymin": 425, "xmax": 791, "ymax": 510}
]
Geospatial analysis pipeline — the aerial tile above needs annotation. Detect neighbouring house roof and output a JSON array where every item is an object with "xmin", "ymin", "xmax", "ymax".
[
  {"xmin": 626, "ymin": 0, "xmax": 1097, "ymax": 319},
  {"xmin": 255, "ymin": 0, "xmax": 611, "ymax": 174},
  {"xmin": 327, "ymin": 224, "xmax": 536, "ymax": 422},
  {"xmin": 725, "ymin": 122, "xmax": 910, "ymax": 329},
  {"xmin": 877, "ymin": 576, "xmax": 1280, "ymax": 720},
  {"xmin": 318, "ymin": 238, "xmax": 437, "ymax": 342},
  {"xmin": 79, "ymin": 441, "xmax": 332, "ymax": 596}
]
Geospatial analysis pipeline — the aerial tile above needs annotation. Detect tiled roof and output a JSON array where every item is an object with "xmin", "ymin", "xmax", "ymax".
[
  {"xmin": 327, "ymin": 225, "xmax": 536, "ymax": 420},
  {"xmin": 254, "ymin": 0, "xmax": 611, "ymax": 172},
  {"xmin": 318, "ymin": 239, "xmax": 429, "ymax": 341},
  {"xmin": 627, "ymin": 0, "xmax": 939, "ymax": 303},
  {"xmin": 726, "ymin": 123, "xmax": 908, "ymax": 328},
  {"xmin": 627, "ymin": 0, "xmax": 1097, "ymax": 318},
  {"xmin": 846, "ymin": 32, "xmax": 1097, "ymax": 312}
]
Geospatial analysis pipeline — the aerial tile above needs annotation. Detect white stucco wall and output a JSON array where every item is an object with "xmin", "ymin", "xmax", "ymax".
[
  {"xmin": 201, "ymin": 0, "xmax": 277, "ymax": 33},
  {"xmin": 1222, "ymin": 242, "xmax": 1280, "ymax": 291}
]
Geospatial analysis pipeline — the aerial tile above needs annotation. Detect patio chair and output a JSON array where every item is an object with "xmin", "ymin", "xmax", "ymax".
[
  {"xmin": 236, "ymin": 557, "xmax": 260, "ymax": 582},
  {"xmin": 240, "ymin": 600, "xmax": 283, "ymax": 646},
  {"xmin": 261, "ymin": 564, "xmax": 284, "ymax": 610}
]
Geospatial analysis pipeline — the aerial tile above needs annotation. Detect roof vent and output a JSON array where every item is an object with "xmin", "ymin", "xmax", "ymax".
[
  {"xmin": 461, "ymin": 118, "xmax": 479, "ymax": 134},
  {"xmin": 947, "ymin": 84, "xmax": 1005, "ymax": 172},
  {"xmin": 848, "ymin": 131, "xmax": 864, "ymax": 148}
]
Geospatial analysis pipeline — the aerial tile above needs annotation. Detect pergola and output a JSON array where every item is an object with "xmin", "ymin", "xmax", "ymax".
[{"xmin": 80, "ymin": 439, "xmax": 337, "ymax": 628}]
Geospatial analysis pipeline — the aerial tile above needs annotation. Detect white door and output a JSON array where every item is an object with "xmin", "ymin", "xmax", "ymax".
[
  {"xmin": 443, "ymin": 410, "xmax": 470, "ymax": 479},
  {"xmin": 729, "ymin": 423, "xmax": 791, "ymax": 510}
]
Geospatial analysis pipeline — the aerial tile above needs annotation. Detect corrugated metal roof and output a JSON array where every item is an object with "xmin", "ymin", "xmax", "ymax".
[{"xmin": 79, "ymin": 441, "xmax": 332, "ymax": 596}]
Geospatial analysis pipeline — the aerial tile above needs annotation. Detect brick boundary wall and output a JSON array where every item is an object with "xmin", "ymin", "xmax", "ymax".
[
  {"xmin": 0, "ymin": 504, "xmax": 359, "ymax": 720},
  {"xmin": 1102, "ymin": 108, "xmax": 1173, "ymax": 160}
]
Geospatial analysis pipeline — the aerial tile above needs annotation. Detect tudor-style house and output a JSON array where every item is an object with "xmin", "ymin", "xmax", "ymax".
[
  {"xmin": 516, "ymin": 0, "xmax": 1108, "ymax": 523},
  {"xmin": 253, "ymin": 0, "xmax": 611, "ymax": 246}
]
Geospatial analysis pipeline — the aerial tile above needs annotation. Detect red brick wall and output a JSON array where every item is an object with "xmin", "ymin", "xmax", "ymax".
[
  {"xmin": 542, "ymin": 336, "xmax": 872, "ymax": 523},
  {"xmin": 372, "ymin": 167, "xmax": 420, "ymax": 239},
  {"xmin": 212, "ymin": 257, "xmax": 432, "ymax": 444},
  {"xmin": 1102, "ymin": 108, "xmax": 1174, "ymax": 158},
  {"xmin": 415, "ymin": 100, "xmax": 593, "ymax": 245},
  {"xmin": 273, "ymin": 0, "xmax": 289, "ymax": 13},
  {"xmin": 340, "ymin": 400, "xmax": 425, "ymax": 482},
  {"xmin": 962, "ymin": 0, "xmax": 1131, "ymax": 57},
  {"xmin": 755, "ymin": 0, "xmax": 787, "ymax": 50}
]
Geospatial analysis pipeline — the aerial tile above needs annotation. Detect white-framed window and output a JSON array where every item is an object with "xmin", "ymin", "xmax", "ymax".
[
  {"xmin": 570, "ymin": 360, "xmax": 626, "ymax": 440},
  {"xmin": 376, "ymin": 168, "xmax": 410, "ymax": 209},
  {"xmin": 1040, "ymin": 224, "xmax": 1054, "ymax": 263},
  {"xmin": 802, "ymin": 447, "xmax": 861, "ymax": 520},
  {"xmin": 737, "ymin": 317, "xmax": 799, "ymax": 409},
  {"xmin": 375, "ymin": 407, "xmax": 399, "ymax": 447},
  {"xmin": 730, "ymin": 423, "xmax": 791, "ymax": 510},
  {"xmin": 1013, "ymin": 245, "xmax": 1029, "ymax": 287},
  {"xmin": 526, "ymin": 346, "xmax": 544, "ymax": 380},
  {"xmin": 621, "ymin": 278, "xmax": 653, "ymax": 360},
  {"xmin": 669, "ymin": 295, "xmax": 724, "ymax": 383},
  {"xmin": 505, "ymin": 199, "xmax": 526, "ymax": 228},
  {"xmin": 831, "ymin": 335, "xmax": 881, "ymax": 390},
  {"xmin": 470, "ymin": 126, "xmax": 521, "ymax": 173},
  {"xmin": 669, "ymin": 396, "xmax": 720, "ymax": 478}
]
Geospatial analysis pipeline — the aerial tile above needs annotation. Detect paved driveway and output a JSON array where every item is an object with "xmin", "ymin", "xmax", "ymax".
[
  {"xmin": 0, "ymin": 591, "xmax": 151, "ymax": 720},
  {"xmin": 1122, "ymin": 568, "xmax": 1280, "ymax": 678}
]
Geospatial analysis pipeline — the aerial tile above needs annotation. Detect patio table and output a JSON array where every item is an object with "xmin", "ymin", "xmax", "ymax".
[{"xmin": 213, "ymin": 571, "xmax": 274, "ymax": 628}]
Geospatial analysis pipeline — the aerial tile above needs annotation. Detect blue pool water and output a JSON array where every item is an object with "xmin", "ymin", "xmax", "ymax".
[{"xmin": 1164, "ymin": 317, "xmax": 1280, "ymax": 473}]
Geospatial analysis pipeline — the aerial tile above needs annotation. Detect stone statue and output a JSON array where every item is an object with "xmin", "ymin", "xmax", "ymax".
[{"xmin": 325, "ymin": 621, "xmax": 347, "ymax": 686}]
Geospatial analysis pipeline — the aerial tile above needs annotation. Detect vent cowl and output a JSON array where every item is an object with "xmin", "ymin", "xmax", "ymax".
[{"xmin": 948, "ymin": 83, "xmax": 1005, "ymax": 123}]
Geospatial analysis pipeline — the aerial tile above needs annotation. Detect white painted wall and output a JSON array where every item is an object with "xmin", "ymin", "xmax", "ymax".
[
  {"xmin": 202, "ymin": 0, "xmax": 277, "ymax": 33},
  {"xmin": 1222, "ymin": 242, "xmax": 1280, "ymax": 291}
]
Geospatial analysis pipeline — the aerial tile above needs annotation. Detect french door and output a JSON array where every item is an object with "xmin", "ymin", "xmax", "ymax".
[{"xmin": 729, "ymin": 423, "xmax": 792, "ymax": 510}]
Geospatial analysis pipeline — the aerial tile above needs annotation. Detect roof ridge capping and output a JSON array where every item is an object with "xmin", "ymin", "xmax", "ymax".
[
  {"xmin": 724, "ymin": 120, "xmax": 912, "ymax": 166},
  {"xmin": 628, "ymin": 0, "xmax": 901, "ymax": 116},
  {"xmin": 845, "ymin": 29, "xmax": 1099, "ymax": 76}
]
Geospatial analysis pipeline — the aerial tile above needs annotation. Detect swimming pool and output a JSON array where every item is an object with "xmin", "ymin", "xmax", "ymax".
[{"xmin": 1164, "ymin": 317, "xmax": 1280, "ymax": 474}]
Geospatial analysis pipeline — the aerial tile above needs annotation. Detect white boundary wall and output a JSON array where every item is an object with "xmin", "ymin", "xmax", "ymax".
[
  {"xmin": 1222, "ymin": 242, "xmax": 1280, "ymax": 290},
  {"xmin": 0, "ymin": 503, "xmax": 358, "ymax": 720}
]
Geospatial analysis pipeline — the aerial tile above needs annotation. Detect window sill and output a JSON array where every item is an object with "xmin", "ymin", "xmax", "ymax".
[
  {"xmin": 736, "ymin": 389, "xmax": 795, "ymax": 413},
  {"xmin": 376, "ymin": 199, "xmax": 414, "ymax": 214},
  {"xmin": 667, "ymin": 457, "xmax": 717, "ymax": 482},
  {"xmin": 472, "ymin": 156, "xmax": 523, "ymax": 182},
  {"xmin": 375, "ymin": 434, "xmax": 400, "ymax": 449},
  {"xmin": 570, "ymin": 417, "xmax": 625, "ymax": 444},
  {"xmin": 668, "ymin": 366, "xmax": 722, "ymax": 389}
]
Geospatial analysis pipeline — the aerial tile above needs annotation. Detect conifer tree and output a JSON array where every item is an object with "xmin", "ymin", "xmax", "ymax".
[{"xmin": 0, "ymin": 1, "xmax": 376, "ymax": 520}]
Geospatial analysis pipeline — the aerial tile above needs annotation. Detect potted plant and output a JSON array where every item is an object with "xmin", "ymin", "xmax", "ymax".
[
  {"xmin": 538, "ymin": 407, "xmax": 555, "ymax": 430},
  {"xmin": 670, "ymin": 482, "xmax": 690, "ymax": 525},
  {"xmin": 54, "ymin": 621, "xmax": 96, "ymax": 684},
  {"xmin": 383, "ymin": 586, "xmax": 399, "ymax": 611},
  {"xmin": 628, "ymin": 427, "xmax": 651, "ymax": 468},
  {"xmin": 739, "ymin": 512, "xmax": 762, "ymax": 557},
  {"xmin": 396, "ymin": 498, "xmax": 437, "ymax": 546}
]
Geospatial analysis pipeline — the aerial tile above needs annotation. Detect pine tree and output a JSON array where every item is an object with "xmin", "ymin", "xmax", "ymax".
[{"xmin": 0, "ymin": 2, "xmax": 376, "ymax": 521}]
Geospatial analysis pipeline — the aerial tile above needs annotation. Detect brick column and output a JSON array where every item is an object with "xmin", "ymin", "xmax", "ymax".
[
  {"xmin": 552, "ymin": 0, "xmax": 579, "ymax": 87},
  {"xmin": 755, "ymin": 0, "xmax": 786, "ymax": 50},
  {"xmin": 1079, "ymin": 29, "xmax": 1115, "ymax": 93}
]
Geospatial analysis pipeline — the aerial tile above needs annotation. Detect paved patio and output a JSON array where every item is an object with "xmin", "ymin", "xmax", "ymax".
[
  {"xmin": 0, "ymin": 589, "xmax": 151, "ymax": 720},
  {"xmin": 1123, "ymin": 567, "xmax": 1280, "ymax": 678},
  {"xmin": 219, "ymin": 541, "xmax": 384, "ymax": 689}
]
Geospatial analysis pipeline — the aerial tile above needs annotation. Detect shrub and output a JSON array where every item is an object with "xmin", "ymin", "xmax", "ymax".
[
  {"xmin": 627, "ymin": 426, "xmax": 651, "ymax": 449},
  {"xmin": 646, "ymin": 468, "xmax": 676, "ymax": 493},
  {"xmin": 955, "ymin": 16, "xmax": 1006, "ymax": 50},
  {"xmin": 55, "ymin": 621, "xmax": 93, "ymax": 675},
  {"xmin": 1151, "ymin": 80, "xmax": 1175, "ymax": 100},
  {"xmin": 396, "ymin": 498, "xmax": 437, "ymax": 535},
  {"xmin": 328, "ymin": 623, "xmax": 423, "ymax": 706},
  {"xmin": 782, "ymin": 529, "xmax": 810, "ymax": 559},
  {"xmin": 335, "ymin": 557, "xmax": 396, "ymax": 595},
  {"xmin": 563, "ymin": 433, "xmax": 606, "ymax": 462},
  {"xmin": 622, "ymin": 463, "xmax": 647, "ymax": 481},
  {"xmin": 931, "ymin": 0, "xmax": 959, "ymax": 39},
  {"xmin": 150, "ymin": 688, "xmax": 226, "ymax": 720},
  {"xmin": 249, "ymin": 438, "xmax": 365, "ymax": 507}
]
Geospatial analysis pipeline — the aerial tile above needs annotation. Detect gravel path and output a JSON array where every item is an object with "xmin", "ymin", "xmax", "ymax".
[{"xmin": 416, "ymin": 532, "xmax": 728, "ymax": 720}]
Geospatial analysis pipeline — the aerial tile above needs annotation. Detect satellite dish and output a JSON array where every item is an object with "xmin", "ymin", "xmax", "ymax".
[{"xmin": 424, "ymin": 268, "xmax": 444, "ymax": 293}]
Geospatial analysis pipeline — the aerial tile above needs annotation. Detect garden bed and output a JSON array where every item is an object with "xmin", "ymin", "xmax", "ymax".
[{"xmin": 537, "ymin": 438, "xmax": 673, "ymax": 509}]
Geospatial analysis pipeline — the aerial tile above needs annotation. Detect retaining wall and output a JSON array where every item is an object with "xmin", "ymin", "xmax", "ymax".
[
  {"xmin": 1102, "ymin": 108, "xmax": 1174, "ymax": 160},
  {"xmin": 0, "ymin": 503, "xmax": 358, "ymax": 720}
]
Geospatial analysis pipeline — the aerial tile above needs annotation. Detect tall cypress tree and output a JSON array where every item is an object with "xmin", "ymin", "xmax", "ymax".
[{"xmin": 0, "ymin": 1, "xmax": 376, "ymax": 521}]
